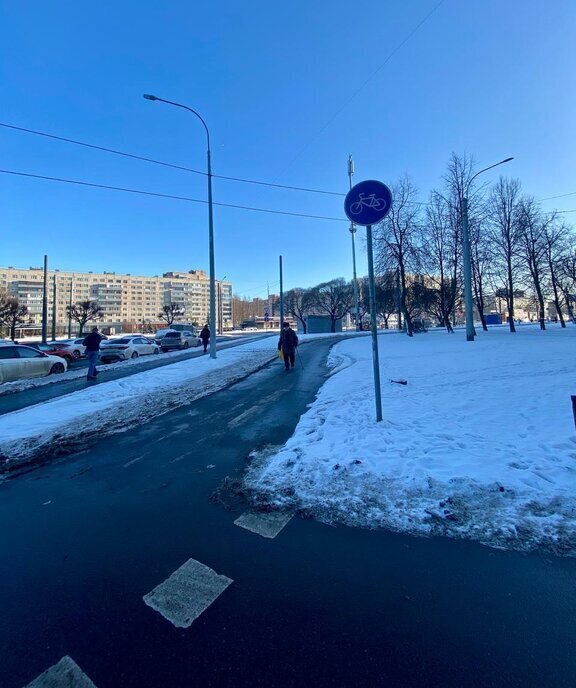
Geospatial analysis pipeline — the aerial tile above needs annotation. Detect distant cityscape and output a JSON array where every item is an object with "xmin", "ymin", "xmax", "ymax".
[{"xmin": 0, "ymin": 265, "xmax": 235, "ymax": 335}]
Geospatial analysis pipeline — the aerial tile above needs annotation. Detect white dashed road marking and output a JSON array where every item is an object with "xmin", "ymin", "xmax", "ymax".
[
  {"xmin": 24, "ymin": 655, "xmax": 97, "ymax": 688},
  {"xmin": 143, "ymin": 558, "xmax": 233, "ymax": 628},
  {"xmin": 234, "ymin": 511, "xmax": 293, "ymax": 539}
]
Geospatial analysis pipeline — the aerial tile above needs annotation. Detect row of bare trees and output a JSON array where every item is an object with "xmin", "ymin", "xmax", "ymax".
[
  {"xmin": 374, "ymin": 154, "xmax": 576, "ymax": 336},
  {"xmin": 283, "ymin": 273, "xmax": 434, "ymax": 333}
]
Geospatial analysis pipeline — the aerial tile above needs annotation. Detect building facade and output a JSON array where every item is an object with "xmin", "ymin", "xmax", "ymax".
[{"xmin": 0, "ymin": 266, "xmax": 232, "ymax": 335}]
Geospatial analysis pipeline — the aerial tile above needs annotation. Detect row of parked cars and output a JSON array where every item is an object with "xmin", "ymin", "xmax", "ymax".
[{"xmin": 0, "ymin": 329, "xmax": 202, "ymax": 383}]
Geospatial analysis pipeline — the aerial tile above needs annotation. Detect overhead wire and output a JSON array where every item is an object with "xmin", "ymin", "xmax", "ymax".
[
  {"xmin": 0, "ymin": 168, "xmax": 349, "ymax": 222},
  {"xmin": 0, "ymin": 122, "xmax": 345, "ymax": 197}
]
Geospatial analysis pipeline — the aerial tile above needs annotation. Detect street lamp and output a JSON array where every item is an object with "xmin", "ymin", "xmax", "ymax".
[
  {"xmin": 348, "ymin": 155, "xmax": 360, "ymax": 331},
  {"xmin": 143, "ymin": 93, "xmax": 217, "ymax": 359},
  {"xmin": 462, "ymin": 157, "xmax": 513, "ymax": 341}
]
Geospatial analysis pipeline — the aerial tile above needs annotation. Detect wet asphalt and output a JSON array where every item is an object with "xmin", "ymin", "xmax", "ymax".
[{"xmin": 0, "ymin": 337, "xmax": 575, "ymax": 688}]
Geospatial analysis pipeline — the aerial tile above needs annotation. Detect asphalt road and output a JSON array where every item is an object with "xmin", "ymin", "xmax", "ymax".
[
  {"xmin": 0, "ymin": 333, "xmax": 271, "ymax": 416},
  {"xmin": 1, "ymin": 337, "xmax": 575, "ymax": 688}
]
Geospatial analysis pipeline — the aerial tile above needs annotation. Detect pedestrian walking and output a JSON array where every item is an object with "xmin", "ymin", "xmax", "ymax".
[
  {"xmin": 83, "ymin": 326, "xmax": 103, "ymax": 381},
  {"xmin": 200, "ymin": 324, "xmax": 211, "ymax": 353},
  {"xmin": 278, "ymin": 321, "xmax": 298, "ymax": 371}
]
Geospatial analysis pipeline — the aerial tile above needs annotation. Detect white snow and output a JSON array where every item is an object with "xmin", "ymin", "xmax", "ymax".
[
  {"xmin": 244, "ymin": 324, "xmax": 576, "ymax": 555},
  {"xmin": 0, "ymin": 337, "xmax": 281, "ymax": 468}
]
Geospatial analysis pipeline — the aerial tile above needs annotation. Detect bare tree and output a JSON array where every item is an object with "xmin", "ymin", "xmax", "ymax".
[
  {"xmin": 158, "ymin": 303, "xmax": 184, "ymax": 327},
  {"xmin": 374, "ymin": 177, "xmax": 422, "ymax": 336},
  {"xmin": 517, "ymin": 198, "xmax": 550, "ymax": 330},
  {"xmin": 422, "ymin": 191, "xmax": 459, "ymax": 332},
  {"xmin": 375, "ymin": 272, "xmax": 400, "ymax": 329},
  {"xmin": 309, "ymin": 278, "xmax": 353, "ymax": 332},
  {"xmin": 284, "ymin": 288, "xmax": 312, "ymax": 333},
  {"xmin": 66, "ymin": 301, "xmax": 103, "ymax": 335},
  {"xmin": 487, "ymin": 177, "xmax": 523, "ymax": 332},
  {"xmin": 558, "ymin": 249, "xmax": 576, "ymax": 324},
  {"xmin": 0, "ymin": 298, "xmax": 29, "ymax": 340},
  {"xmin": 543, "ymin": 219, "xmax": 571, "ymax": 327}
]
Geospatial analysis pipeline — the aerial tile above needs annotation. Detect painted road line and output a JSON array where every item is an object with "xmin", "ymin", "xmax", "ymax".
[
  {"xmin": 143, "ymin": 558, "xmax": 233, "ymax": 628},
  {"xmin": 24, "ymin": 655, "xmax": 97, "ymax": 688},
  {"xmin": 234, "ymin": 511, "xmax": 293, "ymax": 539}
]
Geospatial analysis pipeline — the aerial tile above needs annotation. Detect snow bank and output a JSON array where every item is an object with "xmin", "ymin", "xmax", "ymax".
[
  {"xmin": 0, "ymin": 339, "xmax": 280, "ymax": 470},
  {"xmin": 244, "ymin": 325, "xmax": 576, "ymax": 555}
]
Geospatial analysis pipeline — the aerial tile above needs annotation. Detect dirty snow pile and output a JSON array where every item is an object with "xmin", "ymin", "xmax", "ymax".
[{"xmin": 245, "ymin": 325, "xmax": 576, "ymax": 555}]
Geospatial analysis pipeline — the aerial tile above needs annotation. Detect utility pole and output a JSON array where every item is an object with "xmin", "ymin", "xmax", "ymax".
[
  {"xmin": 348, "ymin": 155, "xmax": 360, "ymax": 330},
  {"xmin": 67, "ymin": 277, "xmax": 73, "ymax": 338},
  {"xmin": 51, "ymin": 274, "xmax": 57, "ymax": 341},
  {"xmin": 41, "ymin": 255, "xmax": 48, "ymax": 344},
  {"xmin": 279, "ymin": 256, "xmax": 284, "ymax": 331}
]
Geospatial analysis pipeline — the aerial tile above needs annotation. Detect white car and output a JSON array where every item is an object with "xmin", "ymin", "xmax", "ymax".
[
  {"xmin": 57, "ymin": 338, "xmax": 87, "ymax": 359},
  {"xmin": 99, "ymin": 336, "xmax": 160, "ymax": 362},
  {"xmin": 0, "ymin": 344, "xmax": 68, "ymax": 383}
]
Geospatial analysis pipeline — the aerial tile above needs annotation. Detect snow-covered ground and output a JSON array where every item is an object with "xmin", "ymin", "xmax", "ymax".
[
  {"xmin": 244, "ymin": 324, "xmax": 576, "ymax": 556},
  {"xmin": 0, "ymin": 333, "xmax": 347, "ymax": 471},
  {"xmin": 0, "ymin": 338, "xmax": 284, "ymax": 470}
]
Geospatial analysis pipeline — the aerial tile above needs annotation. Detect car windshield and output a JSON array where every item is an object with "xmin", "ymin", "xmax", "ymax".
[
  {"xmin": 111, "ymin": 338, "xmax": 132, "ymax": 344},
  {"xmin": 164, "ymin": 332, "xmax": 180, "ymax": 338}
]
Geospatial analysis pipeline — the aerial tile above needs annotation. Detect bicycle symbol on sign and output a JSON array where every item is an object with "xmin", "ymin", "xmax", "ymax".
[{"xmin": 349, "ymin": 193, "xmax": 388, "ymax": 215}]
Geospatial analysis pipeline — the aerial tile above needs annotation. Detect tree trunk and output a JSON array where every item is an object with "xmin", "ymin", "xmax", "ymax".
[
  {"xmin": 548, "ymin": 260, "xmax": 566, "ymax": 327},
  {"xmin": 10, "ymin": 322, "xmax": 16, "ymax": 340},
  {"xmin": 533, "ymin": 274, "xmax": 546, "ymax": 330},
  {"xmin": 506, "ymin": 258, "xmax": 516, "ymax": 333}
]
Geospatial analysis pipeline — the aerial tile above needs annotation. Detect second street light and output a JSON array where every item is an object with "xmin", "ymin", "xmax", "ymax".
[
  {"xmin": 462, "ymin": 156, "xmax": 514, "ymax": 342},
  {"xmin": 143, "ymin": 93, "xmax": 217, "ymax": 359}
]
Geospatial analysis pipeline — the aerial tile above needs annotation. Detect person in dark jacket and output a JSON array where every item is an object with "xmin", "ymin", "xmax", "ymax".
[
  {"xmin": 200, "ymin": 325, "xmax": 211, "ymax": 353},
  {"xmin": 278, "ymin": 322, "xmax": 298, "ymax": 370},
  {"xmin": 83, "ymin": 326, "xmax": 103, "ymax": 380}
]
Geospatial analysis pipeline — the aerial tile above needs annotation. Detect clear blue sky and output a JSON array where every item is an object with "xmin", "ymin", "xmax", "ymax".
[{"xmin": 1, "ymin": 0, "xmax": 575, "ymax": 298}]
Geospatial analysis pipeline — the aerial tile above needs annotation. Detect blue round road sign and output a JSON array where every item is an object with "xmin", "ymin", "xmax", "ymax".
[{"xmin": 344, "ymin": 179, "xmax": 393, "ymax": 226}]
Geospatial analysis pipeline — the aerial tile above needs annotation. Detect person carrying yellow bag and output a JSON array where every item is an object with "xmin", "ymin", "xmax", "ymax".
[{"xmin": 278, "ymin": 321, "xmax": 298, "ymax": 371}]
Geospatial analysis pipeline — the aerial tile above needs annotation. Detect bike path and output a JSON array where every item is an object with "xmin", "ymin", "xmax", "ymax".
[
  {"xmin": 0, "ymin": 334, "xmax": 273, "ymax": 417},
  {"xmin": 0, "ymin": 337, "xmax": 575, "ymax": 687}
]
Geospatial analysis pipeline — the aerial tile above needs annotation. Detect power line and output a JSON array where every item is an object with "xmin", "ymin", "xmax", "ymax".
[
  {"xmin": 0, "ymin": 122, "xmax": 345, "ymax": 197},
  {"xmin": 2, "ymin": 124, "xmax": 574, "ymax": 215},
  {"xmin": 539, "ymin": 191, "xmax": 576, "ymax": 202},
  {"xmin": 0, "ymin": 168, "xmax": 348, "ymax": 222}
]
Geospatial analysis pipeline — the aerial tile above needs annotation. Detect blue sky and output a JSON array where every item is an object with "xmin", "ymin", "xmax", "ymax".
[{"xmin": 1, "ymin": 0, "xmax": 575, "ymax": 298}]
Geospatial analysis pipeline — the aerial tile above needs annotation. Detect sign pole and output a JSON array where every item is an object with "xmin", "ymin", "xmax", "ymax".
[
  {"xmin": 344, "ymin": 178, "xmax": 391, "ymax": 423},
  {"xmin": 279, "ymin": 256, "xmax": 284, "ymax": 330},
  {"xmin": 366, "ymin": 224, "xmax": 383, "ymax": 422}
]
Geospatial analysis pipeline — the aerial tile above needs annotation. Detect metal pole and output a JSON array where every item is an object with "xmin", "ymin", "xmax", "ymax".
[
  {"xmin": 67, "ymin": 278, "xmax": 73, "ymax": 338},
  {"xmin": 51, "ymin": 274, "xmax": 57, "ymax": 341},
  {"xmin": 462, "ymin": 197, "xmax": 475, "ymax": 342},
  {"xmin": 41, "ymin": 255, "xmax": 48, "ymax": 344},
  {"xmin": 279, "ymin": 256, "xmax": 284, "ymax": 330},
  {"xmin": 348, "ymin": 156, "xmax": 360, "ymax": 330},
  {"xmin": 207, "ymin": 148, "xmax": 217, "ymax": 358},
  {"xmin": 366, "ymin": 225, "xmax": 383, "ymax": 422},
  {"xmin": 143, "ymin": 95, "xmax": 217, "ymax": 358}
]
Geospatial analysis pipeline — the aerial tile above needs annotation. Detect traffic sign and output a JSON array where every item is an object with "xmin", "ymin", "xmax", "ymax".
[
  {"xmin": 344, "ymin": 179, "xmax": 393, "ymax": 226},
  {"xmin": 264, "ymin": 312, "xmax": 269, "ymax": 322}
]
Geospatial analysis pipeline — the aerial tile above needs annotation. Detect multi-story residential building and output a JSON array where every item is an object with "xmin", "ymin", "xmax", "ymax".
[{"xmin": 0, "ymin": 266, "xmax": 232, "ymax": 335}]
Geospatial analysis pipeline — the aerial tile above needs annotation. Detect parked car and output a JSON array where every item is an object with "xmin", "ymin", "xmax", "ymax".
[
  {"xmin": 0, "ymin": 344, "xmax": 67, "ymax": 383},
  {"xmin": 99, "ymin": 336, "xmax": 160, "ymax": 362},
  {"xmin": 56, "ymin": 338, "xmax": 87, "ymax": 359},
  {"xmin": 28, "ymin": 342, "xmax": 76, "ymax": 365},
  {"xmin": 160, "ymin": 330, "xmax": 200, "ymax": 351},
  {"xmin": 154, "ymin": 328, "xmax": 177, "ymax": 346}
]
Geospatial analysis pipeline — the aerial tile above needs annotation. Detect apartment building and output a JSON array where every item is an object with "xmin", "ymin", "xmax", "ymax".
[{"xmin": 0, "ymin": 266, "xmax": 232, "ymax": 334}]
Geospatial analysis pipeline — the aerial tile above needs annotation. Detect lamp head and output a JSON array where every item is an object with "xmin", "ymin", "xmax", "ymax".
[
  {"xmin": 502, "ymin": 157, "xmax": 514, "ymax": 163},
  {"xmin": 143, "ymin": 94, "xmax": 158, "ymax": 101}
]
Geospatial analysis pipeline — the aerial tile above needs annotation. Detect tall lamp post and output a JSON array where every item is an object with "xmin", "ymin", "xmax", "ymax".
[
  {"xmin": 348, "ymin": 156, "xmax": 360, "ymax": 330},
  {"xmin": 143, "ymin": 94, "xmax": 217, "ymax": 359},
  {"xmin": 462, "ymin": 157, "xmax": 513, "ymax": 341}
]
